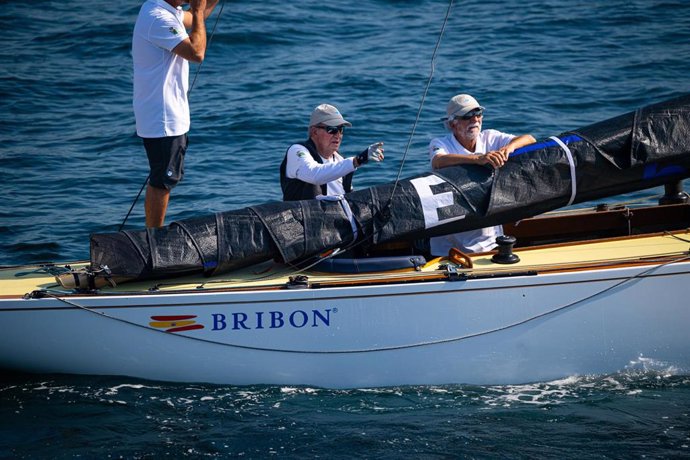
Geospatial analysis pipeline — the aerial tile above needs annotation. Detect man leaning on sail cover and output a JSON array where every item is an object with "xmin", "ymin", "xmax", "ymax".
[
  {"xmin": 428, "ymin": 94, "xmax": 536, "ymax": 257},
  {"xmin": 132, "ymin": 0, "xmax": 219, "ymax": 228},
  {"xmin": 280, "ymin": 104, "xmax": 385, "ymax": 201}
]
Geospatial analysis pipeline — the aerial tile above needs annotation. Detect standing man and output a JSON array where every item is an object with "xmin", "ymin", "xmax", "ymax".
[
  {"xmin": 428, "ymin": 93, "xmax": 536, "ymax": 256},
  {"xmin": 280, "ymin": 104, "xmax": 384, "ymax": 201},
  {"xmin": 133, "ymin": 0, "xmax": 219, "ymax": 228}
]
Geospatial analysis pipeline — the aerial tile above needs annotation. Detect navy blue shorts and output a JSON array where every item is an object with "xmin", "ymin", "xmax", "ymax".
[{"xmin": 143, "ymin": 134, "xmax": 188, "ymax": 190}]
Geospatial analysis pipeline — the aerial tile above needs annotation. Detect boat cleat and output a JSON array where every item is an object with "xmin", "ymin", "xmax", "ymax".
[{"xmin": 286, "ymin": 274, "xmax": 310, "ymax": 289}]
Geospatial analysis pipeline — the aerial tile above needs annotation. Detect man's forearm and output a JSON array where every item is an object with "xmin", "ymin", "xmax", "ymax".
[
  {"xmin": 506, "ymin": 135, "xmax": 536, "ymax": 153},
  {"xmin": 188, "ymin": 7, "xmax": 207, "ymax": 62}
]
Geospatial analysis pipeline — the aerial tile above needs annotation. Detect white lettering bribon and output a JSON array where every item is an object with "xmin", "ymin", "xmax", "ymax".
[{"xmin": 410, "ymin": 175, "xmax": 466, "ymax": 229}]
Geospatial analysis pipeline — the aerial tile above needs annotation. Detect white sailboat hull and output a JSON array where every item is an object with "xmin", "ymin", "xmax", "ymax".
[{"xmin": 2, "ymin": 260, "xmax": 688, "ymax": 388}]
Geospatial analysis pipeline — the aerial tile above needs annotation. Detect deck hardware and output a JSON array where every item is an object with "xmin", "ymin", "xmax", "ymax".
[
  {"xmin": 659, "ymin": 181, "xmax": 690, "ymax": 205},
  {"xmin": 492, "ymin": 235, "xmax": 520, "ymax": 264},
  {"xmin": 23, "ymin": 290, "xmax": 48, "ymax": 300},
  {"xmin": 287, "ymin": 274, "xmax": 310, "ymax": 289},
  {"xmin": 410, "ymin": 256, "xmax": 425, "ymax": 271},
  {"xmin": 444, "ymin": 264, "xmax": 468, "ymax": 281},
  {"xmin": 449, "ymin": 248, "xmax": 473, "ymax": 268}
]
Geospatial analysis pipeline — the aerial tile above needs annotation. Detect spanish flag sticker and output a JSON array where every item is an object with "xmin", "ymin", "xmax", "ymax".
[{"xmin": 149, "ymin": 315, "xmax": 205, "ymax": 333}]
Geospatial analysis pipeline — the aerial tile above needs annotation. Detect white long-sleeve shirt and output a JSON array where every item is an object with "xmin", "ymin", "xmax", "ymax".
[{"xmin": 284, "ymin": 144, "xmax": 356, "ymax": 196}]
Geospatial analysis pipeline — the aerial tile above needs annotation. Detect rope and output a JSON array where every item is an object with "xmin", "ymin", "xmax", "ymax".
[
  {"xmin": 118, "ymin": 174, "xmax": 149, "ymax": 232},
  {"xmin": 32, "ymin": 254, "xmax": 690, "ymax": 354},
  {"xmin": 195, "ymin": 248, "xmax": 346, "ymax": 289},
  {"xmin": 14, "ymin": 264, "xmax": 72, "ymax": 278}
]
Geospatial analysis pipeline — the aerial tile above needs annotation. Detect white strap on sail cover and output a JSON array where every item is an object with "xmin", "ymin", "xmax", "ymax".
[
  {"xmin": 549, "ymin": 136, "xmax": 577, "ymax": 206},
  {"xmin": 316, "ymin": 194, "xmax": 359, "ymax": 239}
]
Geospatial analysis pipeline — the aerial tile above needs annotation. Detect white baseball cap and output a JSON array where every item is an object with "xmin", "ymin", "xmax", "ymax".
[
  {"xmin": 309, "ymin": 104, "xmax": 352, "ymax": 127},
  {"xmin": 442, "ymin": 94, "xmax": 484, "ymax": 120}
]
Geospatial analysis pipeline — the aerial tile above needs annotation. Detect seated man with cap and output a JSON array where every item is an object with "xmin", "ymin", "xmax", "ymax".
[
  {"xmin": 280, "ymin": 104, "xmax": 384, "ymax": 201},
  {"xmin": 428, "ymin": 93, "xmax": 536, "ymax": 256}
]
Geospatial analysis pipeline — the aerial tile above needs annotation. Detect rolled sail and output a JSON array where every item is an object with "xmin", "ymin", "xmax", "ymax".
[{"xmin": 91, "ymin": 94, "xmax": 690, "ymax": 281}]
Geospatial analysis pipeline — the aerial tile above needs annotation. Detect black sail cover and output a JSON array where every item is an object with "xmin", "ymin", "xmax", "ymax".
[{"xmin": 91, "ymin": 94, "xmax": 690, "ymax": 280}]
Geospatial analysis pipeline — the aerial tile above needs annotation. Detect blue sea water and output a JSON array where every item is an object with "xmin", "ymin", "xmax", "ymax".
[{"xmin": 1, "ymin": 0, "xmax": 690, "ymax": 457}]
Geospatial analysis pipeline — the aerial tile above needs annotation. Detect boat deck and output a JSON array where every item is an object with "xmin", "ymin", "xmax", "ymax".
[{"xmin": 2, "ymin": 230, "xmax": 689, "ymax": 299}]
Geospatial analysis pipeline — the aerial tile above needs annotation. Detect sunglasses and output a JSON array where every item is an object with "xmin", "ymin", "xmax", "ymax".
[
  {"xmin": 457, "ymin": 109, "xmax": 484, "ymax": 120},
  {"xmin": 318, "ymin": 125, "xmax": 345, "ymax": 135}
]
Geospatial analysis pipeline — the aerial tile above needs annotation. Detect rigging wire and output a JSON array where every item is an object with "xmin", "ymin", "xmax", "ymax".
[
  {"xmin": 118, "ymin": 174, "xmax": 149, "ymax": 232},
  {"xmin": 189, "ymin": 0, "xmax": 226, "ymax": 96},
  {"xmin": 257, "ymin": 0, "xmax": 456, "ymax": 275},
  {"xmin": 119, "ymin": 0, "xmax": 227, "ymax": 231},
  {"xmin": 385, "ymin": 0, "xmax": 454, "ymax": 206}
]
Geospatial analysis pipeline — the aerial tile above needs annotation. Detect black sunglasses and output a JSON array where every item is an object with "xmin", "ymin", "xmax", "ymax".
[
  {"xmin": 457, "ymin": 109, "xmax": 484, "ymax": 120},
  {"xmin": 318, "ymin": 125, "xmax": 345, "ymax": 135}
]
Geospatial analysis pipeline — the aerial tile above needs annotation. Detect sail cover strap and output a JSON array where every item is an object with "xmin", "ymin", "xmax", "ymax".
[
  {"xmin": 549, "ymin": 136, "xmax": 577, "ymax": 206},
  {"xmin": 316, "ymin": 195, "xmax": 359, "ymax": 240}
]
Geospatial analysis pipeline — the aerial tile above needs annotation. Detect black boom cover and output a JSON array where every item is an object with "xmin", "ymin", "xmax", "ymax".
[{"xmin": 91, "ymin": 94, "xmax": 690, "ymax": 281}]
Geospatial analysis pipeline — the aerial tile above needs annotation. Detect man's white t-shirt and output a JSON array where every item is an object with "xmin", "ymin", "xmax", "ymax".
[
  {"xmin": 132, "ymin": 0, "xmax": 190, "ymax": 138},
  {"xmin": 285, "ymin": 144, "xmax": 356, "ymax": 197},
  {"xmin": 428, "ymin": 129, "xmax": 515, "ymax": 256}
]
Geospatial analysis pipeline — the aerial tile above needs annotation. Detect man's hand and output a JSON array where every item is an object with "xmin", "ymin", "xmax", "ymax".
[
  {"xmin": 189, "ymin": 0, "xmax": 208, "ymax": 12},
  {"xmin": 355, "ymin": 142, "xmax": 385, "ymax": 167},
  {"xmin": 477, "ymin": 149, "xmax": 508, "ymax": 169},
  {"xmin": 367, "ymin": 142, "xmax": 384, "ymax": 162}
]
